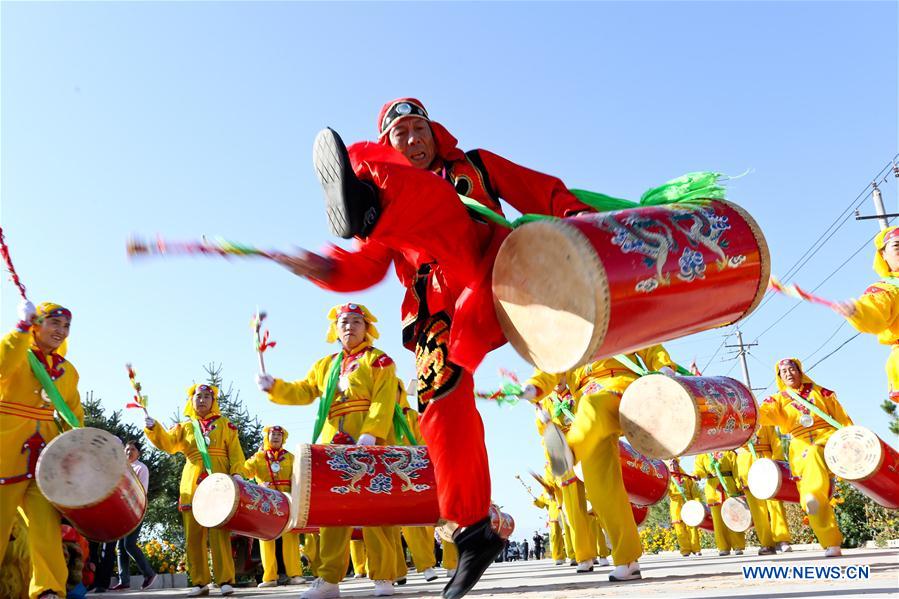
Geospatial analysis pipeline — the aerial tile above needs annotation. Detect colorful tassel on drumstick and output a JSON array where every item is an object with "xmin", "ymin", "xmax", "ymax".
[
  {"xmin": 475, "ymin": 369, "xmax": 528, "ymax": 407},
  {"xmin": 767, "ymin": 275, "xmax": 841, "ymax": 311},
  {"xmin": 0, "ymin": 227, "xmax": 28, "ymax": 300},
  {"xmin": 514, "ymin": 474, "xmax": 539, "ymax": 501},
  {"xmin": 127, "ymin": 234, "xmax": 279, "ymax": 261},
  {"xmin": 125, "ymin": 363, "xmax": 150, "ymax": 418},
  {"xmin": 251, "ymin": 308, "xmax": 276, "ymax": 374}
]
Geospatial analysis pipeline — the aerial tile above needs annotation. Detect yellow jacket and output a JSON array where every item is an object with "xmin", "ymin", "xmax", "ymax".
[
  {"xmin": 668, "ymin": 472, "xmax": 699, "ymax": 502},
  {"xmin": 533, "ymin": 386, "xmax": 578, "ymax": 436},
  {"xmin": 694, "ymin": 451, "xmax": 739, "ymax": 505},
  {"xmin": 534, "ymin": 491, "xmax": 562, "ymax": 523},
  {"xmin": 268, "ymin": 340, "xmax": 397, "ymax": 443},
  {"xmin": 750, "ymin": 425, "xmax": 785, "ymax": 460},
  {"xmin": 0, "ymin": 330, "xmax": 83, "ymax": 483},
  {"xmin": 526, "ymin": 345, "xmax": 674, "ymax": 401},
  {"xmin": 847, "ymin": 282, "xmax": 899, "ymax": 345},
  {"xmin": 145, "ymin": 414, "xmax": 246, "ymax": 510}
]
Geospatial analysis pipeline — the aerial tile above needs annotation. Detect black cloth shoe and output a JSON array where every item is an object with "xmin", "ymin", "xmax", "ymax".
[
  {"xmin": 312, "ymin": 127, "xmax": 380, "ymax": 239},
  {"xmin": 442, "ymin": 517, "xmax": 504, "ymax": 599}
]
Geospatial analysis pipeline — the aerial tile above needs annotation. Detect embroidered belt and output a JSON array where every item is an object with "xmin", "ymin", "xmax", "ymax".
[
  {"xmin": 329, "ymin": 399, "xmax": 371, "ymax": 419},
  {"xmin": 0, "ymin": 401, "xmax": 55, "ymax": 421},
  {"xmin": 788, "ymin": 421, "xmax": 833, "ymax": 438},
  {"xmin": 187, "ymin": 447, "xmax": 229, "ymax": 462}
]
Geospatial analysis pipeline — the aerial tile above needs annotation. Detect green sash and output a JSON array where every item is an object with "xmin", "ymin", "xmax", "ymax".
[
  {"xmin": 27, "ymin": 350, "xmax": 80, "ymax": 429},
  {"xmin": 190, "ymin": 419, "xmax": 214, "ymax": 475},
  {"xmin": 783, "ymin": 388, "xmax": 843, "ymax": 430},
  {"xmin": 312, "ymin": 352, "xmax": 344, "ymax": 443}
]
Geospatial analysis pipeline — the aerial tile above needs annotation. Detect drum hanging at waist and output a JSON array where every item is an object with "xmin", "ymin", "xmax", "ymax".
[
  {"xmin": 824, "ymin": 426, "xmax": 899, "ymax": 510},
  {"xmin": 193, "ymin": 473, "xmax": 292, "ymax": 540}
]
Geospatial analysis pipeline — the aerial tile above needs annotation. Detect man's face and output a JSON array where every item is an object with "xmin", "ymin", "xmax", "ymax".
[
  {"xmin": 268, "ymin": 429, "xmax": 284, "ymax": 449},
  {"xmin": 882, "ymin": 238, "xmax": 899, "ymax": 272},
  {"xmin": 387, "ymin": 118, "xmax": 436, "ymax": 170},
  {"xmin": 337, "ymin": 313, "xmax": 367, "ymax": 350},
  {"xmin": 778, "ymin": 362, "xmax": 802, "ymax": 389},
  {"xmin": 192, "ymin": 388, "xmax": 214, "ymax": 417},
  {"xmin": 33, "ymin": 315, "xmax": 70, "ymax": 352},
  {"xmin": 125, "ymin": 444, "xmax": 140, "ymax": 463}
]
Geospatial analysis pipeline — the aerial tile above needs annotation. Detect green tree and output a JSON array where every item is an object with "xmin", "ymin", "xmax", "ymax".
[
  {"xmin": 202, "ymin": 362, "xmax": 263, "ymax": 453},
  {"xmin": 880, "ymin": 399, "xmax": 899, "ymax": 436}
]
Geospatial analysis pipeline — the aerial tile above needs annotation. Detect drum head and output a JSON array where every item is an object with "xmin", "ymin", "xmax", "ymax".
[
  {"xmin": 192, "ymin": 473, "xmax": 239, "ymax": 528},
  {"xmin": 747, "ymin": 458, "xmax": 781, "ymax": 500},
  {"xmin": 619, "ymin": 375, "xmax": 698, "ymax": 459},
  {"xmin": 36, "ymin": 427, "xmax": 128, "ymax": 508},
  {"xmin": 290, "ymin": 443, "xmax": 312, "ymax": 529},
  {"xmin": 721, "ymin": 496, "xmax": 752, "ymax": 532},
  {"xmin": 492, "ymin": 219, "xmax": 610, "ymax": 373},
  {"xmin": 680, "ymin": 500, "xmax": 706, "ymax": 527},
  {"xmin": 824, "ymin": 426, "xmax": 883, "ymax": 481}
]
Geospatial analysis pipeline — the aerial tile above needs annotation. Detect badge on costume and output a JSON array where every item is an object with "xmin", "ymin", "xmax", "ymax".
[
  {"xmin": 799, "ymin": 414, "xmax": 814, "ymax": 428},
  {"xmin": 271, "ymin": 462, "xmax": 281, "ymax": 473},
  {"xmin": 204, "ymin": 435, "xmax": 211, "ymax": 446}
]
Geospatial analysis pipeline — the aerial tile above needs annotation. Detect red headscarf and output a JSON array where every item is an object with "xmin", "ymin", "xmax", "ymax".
[{"xmin": 377, "ymin": 97, "xmax": 465, "ymax": 164}]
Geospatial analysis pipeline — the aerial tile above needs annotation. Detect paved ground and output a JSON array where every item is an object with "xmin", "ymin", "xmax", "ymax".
[{"xmin": 131, "ymin": 546, "xmax": 897, "ymax": 598}]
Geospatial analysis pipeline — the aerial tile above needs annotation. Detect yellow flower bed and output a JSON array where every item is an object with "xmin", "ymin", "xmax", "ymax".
[
  {"xmin": 141, "ymin": 539, "xmax": 185, "ymax": 574},
  {"xmin": 640, "ymin": 525, "xmax": 679, "ymax": 554}
]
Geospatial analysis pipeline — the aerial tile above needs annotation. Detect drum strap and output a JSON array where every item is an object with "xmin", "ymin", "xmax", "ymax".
[
  {"xmin": 748, "ymin": 443, "xmax": 758, "ymax": 460},
  {"xmin": 671, "ymin": 475, "xmax": 687, "ymax": 498},
  {"xmin": 613, "ymin": 354, "xmax": 694, "ymax": 378},
  {"xmin": 783, "ymin": 389, "xmax": 843, "ymax": 430},
  {"xmin": 27, "ymin": 350, "xmax": 80, "ymax": 429},
  {"xmin": 190, "ymin": 419, "xmax": 214, "ymax": 474},
  {"xmin": 313, "ymin": 352, "xmax": 344, "ymax": 443},
  {"xmin": 709, "ymin": 458, "xmax": 736, "ymax": 497}
]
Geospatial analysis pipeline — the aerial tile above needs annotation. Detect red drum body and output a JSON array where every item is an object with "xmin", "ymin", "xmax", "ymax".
[
  {"xmin": 489, "ymin": 504, "xmax": 515, "ymax": 539},
  {"xmin": 193, "ymin": 474, "xmax": 291, "ymax": 541},
  {"xmin": 747, "ymin": 458, "xmax": 801, "ymax": 504},
  {"xmin": 824, "ymin": 426, "xmax": 899, "ymax": 510},
  {"xmin": 680, "ymin": 499, "xmax": 715, "ymax": 532},
  {"xmin": 292, "ymin": 444, "xmax": 440, "ymax": 528},
  {"xmin": 721, "ymin": 496, "xmax": 752, "ymax": 533},
  {"xmin": 620, "ymin": 375, "xmax": 759, "ymax": 459},
  {"xmin": 630, "ymin": 503, "xmax": 649, "ymax": 527},
  {"xmin": 493, "ymin": 200, "xmax": 769, "ymax": 373},
  {"xmin": 35, "ymin": 428, "xmax": 146, "ymax": 542},
  {"xmin": 619, "ymin": 441, "xmax": 670, "ymax": 506}
]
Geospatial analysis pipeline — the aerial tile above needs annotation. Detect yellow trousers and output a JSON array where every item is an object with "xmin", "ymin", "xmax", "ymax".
[
  {"xmin": 567, "ymin": 390, "xmax": 641, "ymax": 565},
  {"xmin": 589, "ymin": 513, "xmax": 611, "ymax": 558},
  {"xmin": 182, "ymin": 510, "xmax": 235, "ymax": 587},
  {"xmin": 548, "ymin": 521, "xmax": 565, "ymax": 562},
  {"xmin": 744, "ymin": 494, "xmax": 774, "ymax": 548},
  {"xmin": 709, "ymin": 505, "xmax": 745, "ymax": 552},
  {"xmin": 302, "ymin": 533, "xmax": 321, "ymax": 577},
  {"xmin": 350, "ymin": 539, "xmax": 366, "ymax": 576},
  {"xmin": 561, "ymin": 519, "xmax": 575, "ymax": 560},
  {"xmin": 260, "ymin": 532, "xmax": 302, "ymax": 582},
  {"xmin": 403, "ymin": 526, "xmax": 436, "ymax": 572},
  {"xmin": 670, "ymin": 498, "xmax": 701, "ymax": 555},
  {"xmin": 318, "ymin": 526, "xmax": 397, "ymax": 584},
  {"xmin": 442, "ymin": 540, "xmax": 458, "ymax": 570},
  {"xmin": 0, "ymin": 481, "xmax": 67, "ymax": 599},
  {"xmin": 793, "ymin": 444, "xmax": 842, "ymax": 548},
  {"xmin": 392, "ymin": 528, "xmax": 407, "ymax": 580},
  {"xmin": 559, "ymin": 479, "xmax": 597, "ymax": 562},
  {"xmin": 767, "ymin": 500, "xmax": 792, "ymax": 543}
]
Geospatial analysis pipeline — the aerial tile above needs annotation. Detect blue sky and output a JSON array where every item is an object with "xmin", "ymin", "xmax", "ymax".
[{"xmin": 2, "ymin": 2, "xmax": 897, "ymax": 539}]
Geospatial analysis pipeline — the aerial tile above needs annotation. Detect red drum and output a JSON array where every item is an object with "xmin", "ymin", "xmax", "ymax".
[
  {"xmin": 35, "ymin": 428, "xmax": 146, "ymax": 542},
  {"xmin": 492, "ymin": 200, "xmax": 769, "ymax": 373},
  {"xmin": 747, "ymin": 458, "xmax": 801, "ymax": 503},
  {"xmin": 680, "ymin": 499, "xmax": 715, "ymax": 532},
  {"xmin": 489, "ymin": 504, "xmax": 515, "ymax": 539},
  {"xmin": 292, "ymin": 444, "xmax": 439, "ymax": 528},
  {"xmin": 193, "ymin": 473, "xmax": 291, "ymax": 540},
  {"xmin": 631, "ymin": 503, "xmax": 649, "ymax": 527},
  {"xmin": 721, "ymin": 496, "xmax": 752, "ymax": 533},
  {"xmin": 620, "ymin": 375, "xmax": 759, "ymax": 459},
  {"xmin": 573, "ymin": 441, "xmax": 670, "ymax": 506},
  {"xmin": 824, "ymin": 426, "xmax": 899, "ymax": 510}
]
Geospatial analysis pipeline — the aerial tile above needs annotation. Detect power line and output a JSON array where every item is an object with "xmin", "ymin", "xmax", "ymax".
[
  {"xmin": 805, "ymin": 333, "xmax": 861, "ymax": 372},
  {"xmin": 803, "ymin": 321, "xmax": 847, "ymax": 362},
  {"xmin": 702, "ymin": 330, "xmax": 732, "ymax": 372}
]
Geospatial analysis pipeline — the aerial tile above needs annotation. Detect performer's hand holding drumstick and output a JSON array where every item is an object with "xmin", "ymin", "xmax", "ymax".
[{"xmin": 271, "ymin": 250, "xmax": 334, "ymax": 280}]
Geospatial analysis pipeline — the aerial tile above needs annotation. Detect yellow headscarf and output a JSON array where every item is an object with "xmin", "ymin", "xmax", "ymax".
[
  {"xmin": 873, "ymin": 226, "xmax": 899, "ymax": 277},
  {"xmin": 31, "ymin": 301, "xmax": 72, "ymax": 357},
  {"xmin": 773, "ymin": 357, "xmax": 814, "ymax": 391},
  {"xmin": 183, "ymin": 383, "xmax": 221, "ymax": 419},
  {"xmin": 263, "ymin": 425, "xmax": 288, "ymax": 450},
  {"xmin": 325, "ymin": 302, "xmax": 380, "ymax": 344}
]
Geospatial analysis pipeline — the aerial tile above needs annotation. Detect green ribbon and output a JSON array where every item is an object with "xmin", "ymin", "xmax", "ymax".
[
  {"xmin": 312, "ymin": 352, "xmax": 344, "ymax": 443},
  {"xmin": 27, "ymin": 350, "xmax": 80, "ymax": 429},
  {"xmin": 784, "ymin": 388, "xmax": 843, "ymax": 430},
  {"xmin": 748, "ymin": 442, "xmax": 758, "ymax": 460},
  {"xmin": 190, "ymin": 419, "xmax": 214, "ymax": 475},
  {"xmin": 614, "ymin": 354, "xmax": 648, "ymax": 376},
  {"xmin": 392, "ymin": 404, "xmax": 417, "ymax": 446},
  {"xmin": 670, "ymin": 474, "xmax": 688, "ymax": 499},
  {"xmin": 709, "ymin": 456, "xmax": 736, "ymax": 497},
  {"xmin": 550, "ymin": 395, "xmax": 576, "ymax": 423}
]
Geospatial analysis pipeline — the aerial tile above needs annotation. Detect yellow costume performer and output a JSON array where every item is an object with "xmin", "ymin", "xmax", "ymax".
[
  {"xmin": 532, "ymin": 492, "xmax": 565, "ymax": 564},
  {"xmin": 737, "ymin": 425, "xmax": 792, "ymax": 550},
  {"xmin": 667, "ymin": 460, "xmax": 701, "ymax": 557},
  {"xmin": 240, "ymin": 426, "xmax": 304, "ymax": 587},
  {"xmin": 532, "ymin": 382, "xmax": 597, "ymax": 571},
  {"xmin": 759, "ymin": 358, "xmax": 852, "ymax": 555},
  {"xmin": 587, "ymin": 509, "xmax": 612, "ymax": 561},
  {"xmin": 694, "ymin": 451, "xmax": 745, "ymax": 555},
  {"xmin": 144, "ymin": 384, "xmax": 245, "ymax": 596},
  {"xmin": 0, "ymin": 302, "xmax": 83, "ymax": 599},
  {"xmin": 526, "ymin": 345, "xmax": 676, "ymax": 580},
  {"xmin": 259, "ymin": 302, "xmax": 400, "ymax": 598},
  {"xmin": 843, "ymin": 226, "xmax": 899, "ymax": 402},
  {"xmin": 734, "ymin": 443, "xmax": 776, "ymax": 555}
]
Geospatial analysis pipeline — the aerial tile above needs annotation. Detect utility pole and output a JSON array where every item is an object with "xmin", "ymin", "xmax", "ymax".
[
  {"xmin": 725, "ymin": 329, "xmax": 759, "ymax": 390},
  {"xmin": 872, "ymin": 181, "xmax": 889, "ymax": 231}
]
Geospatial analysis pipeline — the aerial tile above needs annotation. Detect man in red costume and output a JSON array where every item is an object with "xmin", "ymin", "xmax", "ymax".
[{"xmin": 275, "ymin": 98, "xmax": 589, "ymax": 599}]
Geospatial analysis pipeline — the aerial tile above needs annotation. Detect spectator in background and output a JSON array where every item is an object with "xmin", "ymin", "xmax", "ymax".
[{"xmin": 110, "ymin": 442, "xmax": 157, "ymax": 591}]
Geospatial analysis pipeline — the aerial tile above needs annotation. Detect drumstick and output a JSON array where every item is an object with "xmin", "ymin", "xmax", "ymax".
[
  {"xmin": 0, "ymin": 227, "xmax": 28, "ymax": 301},
  {"xmin": 127, "ymin": 234, "xmax": 280, "ymax": 261},
  {"xmin": 125, "ymin": 363, "xmax": 150, "ymax": 418},
  {"xmin": 528, "ymin": 470, "xmax": 555, "ymax": 495},
  {"xmin": 251, "ymin": 308, "xmax": 276, "ymax": 375},
  {"xmin": 514, "ymin": 474, "xmax": 539, "ymax": 500},
  {"xmin": 768, "ymin": 275, "xmax": 841, "ymax": 311}
]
